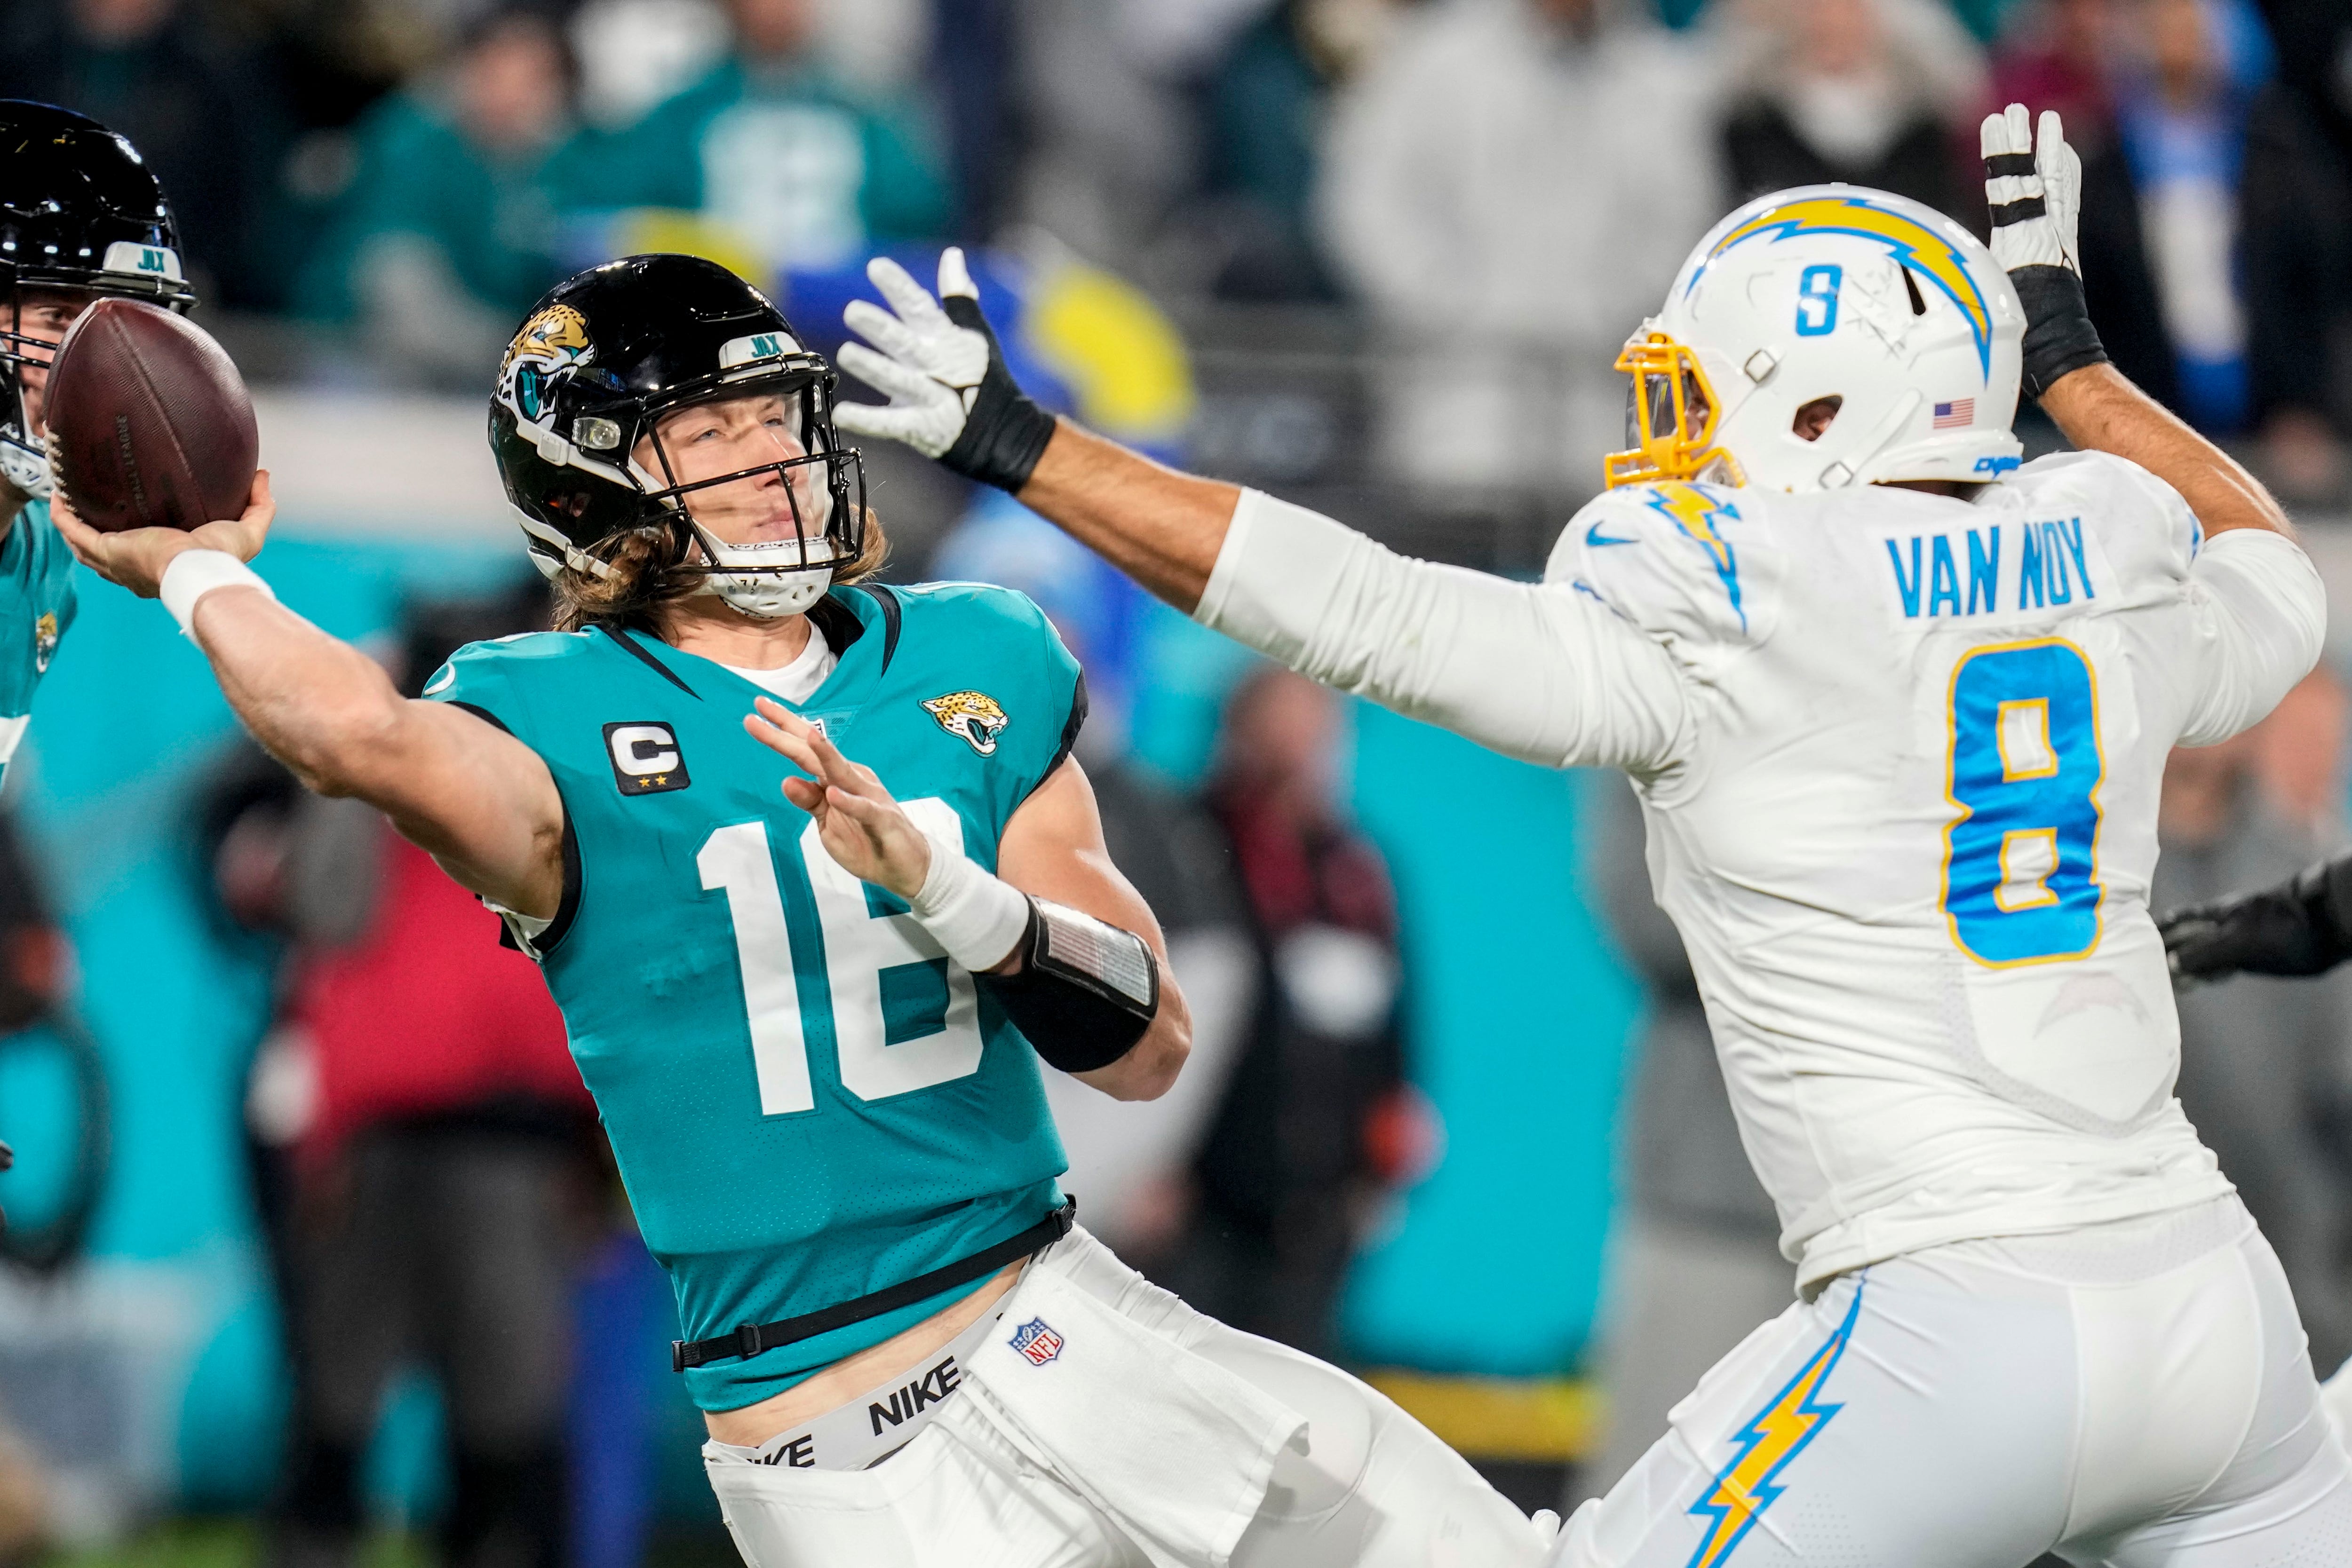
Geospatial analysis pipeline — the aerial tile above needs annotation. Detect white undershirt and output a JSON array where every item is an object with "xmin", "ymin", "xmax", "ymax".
[{"xmin": 722, "ymin": 622, "xmax": 836, "ymax": 705}]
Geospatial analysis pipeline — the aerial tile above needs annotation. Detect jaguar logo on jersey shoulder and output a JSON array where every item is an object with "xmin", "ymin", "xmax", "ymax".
[
  {"xmin": 32, "ymin": 612, "xmax": 57, "ymax": 674},
  {"xmin": 603, "ymin": 721, "xmax": 690, "ymax": 795},
  {"xmin": 922, "ymin": 691, "xmax": 1009, "ymax": 756}
]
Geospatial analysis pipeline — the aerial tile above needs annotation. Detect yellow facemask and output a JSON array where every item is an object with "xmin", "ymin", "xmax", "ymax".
[{"xmin": 1603, "ymin": 333, "xmax": 1745, "ymax": 490}]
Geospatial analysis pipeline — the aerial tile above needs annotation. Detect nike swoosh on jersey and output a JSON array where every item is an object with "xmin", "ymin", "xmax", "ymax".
[{"xmin": 1587, "ymin": 525, "xmax": 1639, "ymax": 546}]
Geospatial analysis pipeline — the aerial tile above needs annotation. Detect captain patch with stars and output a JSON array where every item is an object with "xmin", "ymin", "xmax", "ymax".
[{"xmin": 604, "ymin": 721, "xmax": 690, "ymax": 794}]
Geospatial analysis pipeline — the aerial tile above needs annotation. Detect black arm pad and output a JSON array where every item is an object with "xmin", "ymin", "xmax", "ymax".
[
  {"xmin": 939, "ymin": 295, "xmax": 1059, "ymax": 494},
  {"xmin": 978, "ymin": 898, "xmax": 1160, "ymax": 1074},
  {"xmin": 2010, "ymin": 264, "xmax": 2110, "ymax": 400}
]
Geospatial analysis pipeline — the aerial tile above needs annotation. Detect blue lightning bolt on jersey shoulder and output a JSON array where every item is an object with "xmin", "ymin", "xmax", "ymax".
[
  {"xmin": 1684, "ymin": 1280, "xmax": 1864, "ymax": 1568},
  {"xmin": 1643, "ymin": 483, "xmax": 1747, "ymax": 632}
]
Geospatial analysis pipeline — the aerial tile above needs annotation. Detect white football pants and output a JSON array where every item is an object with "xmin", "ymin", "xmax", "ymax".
[
  {"xmin": 1552, "ymin": 1196, "xmax": 2352, "ymax": 1568},
  {"xmin": 706, "ymin": 1225, "xmax": 1552, "ymax": 1568}
]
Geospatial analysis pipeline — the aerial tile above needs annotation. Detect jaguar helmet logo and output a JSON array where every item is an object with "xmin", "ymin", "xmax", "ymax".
[
  {"xmin": 922, "ymin": 690, "xmax": 1009, "ymax": 756},
  {"xmin": 499, "ymin": 304, "xmax": 592, "ymax": 423},
  {"xmin": 32, "ymin": 612, "xmax": 57, "ymax": 674}
]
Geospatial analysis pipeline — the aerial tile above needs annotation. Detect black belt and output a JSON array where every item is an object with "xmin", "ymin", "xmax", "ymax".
[{"xmin": 671, "ymin": 1198, "xmax": 1077, "ymax": 1374}]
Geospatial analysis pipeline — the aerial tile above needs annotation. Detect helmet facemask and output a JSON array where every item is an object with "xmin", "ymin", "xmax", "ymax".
[
  {"xmin": 1605, "ymin": 333, "xmax": 1745, "ymax": 490},
  {"xmin": 0, "ymin": 286, "xmax": 66, "ymax": 500},
  {"xmin": 632, "ymin": 368, "xmax": 867, "ymax": 621}
]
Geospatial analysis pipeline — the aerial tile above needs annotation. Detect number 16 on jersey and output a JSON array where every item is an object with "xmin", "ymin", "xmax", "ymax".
[
  {"xmin": 697, "ymin": 797, "xmax": 987, "ymax": 1114},
  {"xmin": 1941, "ymin": 639, "xmax": 2106, "ymax": 966}
]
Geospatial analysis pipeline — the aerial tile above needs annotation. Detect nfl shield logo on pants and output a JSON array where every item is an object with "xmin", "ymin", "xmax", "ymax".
[{"xmin": 1009, "ymin": 1318, "xmax": 1064, "ymax": 1366}]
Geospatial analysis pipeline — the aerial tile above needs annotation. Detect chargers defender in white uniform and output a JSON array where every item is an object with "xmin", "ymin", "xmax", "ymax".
[{"xmin": 833, "ymin": 109, "xmax": 2352, "ymax": 1565}]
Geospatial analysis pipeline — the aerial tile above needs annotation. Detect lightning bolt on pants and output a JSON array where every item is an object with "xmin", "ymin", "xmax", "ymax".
[{"xmin": 1549, "ymin": 1195, "xmax": 2352, "ymax": 1568}]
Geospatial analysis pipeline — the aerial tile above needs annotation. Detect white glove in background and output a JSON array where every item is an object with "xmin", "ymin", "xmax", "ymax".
[
  {"xmin": 834, "ymin": 248, "xmax": 990, "ymax": 459},
  {"xmin": 1980, "ymin": 103, "xmax": 2083, "ymax": 277}
]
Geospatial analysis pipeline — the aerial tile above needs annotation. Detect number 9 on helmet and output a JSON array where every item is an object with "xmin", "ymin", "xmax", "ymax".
[{"xmin": 1605, "ymin": 185, "xmax": 2027, "ymax": 496}]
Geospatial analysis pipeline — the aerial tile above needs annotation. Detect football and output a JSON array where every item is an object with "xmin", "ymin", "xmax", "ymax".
[{"xmin": 45, "ymin": 298, "xmax": 258, "ymax": 534}]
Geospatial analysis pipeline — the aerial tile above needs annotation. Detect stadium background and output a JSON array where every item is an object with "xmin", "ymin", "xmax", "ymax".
[{"xmin": 1, "ymin": 0, "xmax": 2350, "ymax": 1556}]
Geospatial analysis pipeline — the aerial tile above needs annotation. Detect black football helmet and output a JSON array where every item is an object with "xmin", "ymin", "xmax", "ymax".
[
  {"xmin": 489, "ymin": 254, "xmax": 866, "ymax": 619},
  {"xmin": 0, "ymin": 101, "xmax": 195, "ymax": 499}
]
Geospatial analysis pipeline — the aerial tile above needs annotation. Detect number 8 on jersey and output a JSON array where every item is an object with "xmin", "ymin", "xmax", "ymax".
[{"xmin": 1942, "ymin": 639, "xmax": 2105, "ymax": 966}]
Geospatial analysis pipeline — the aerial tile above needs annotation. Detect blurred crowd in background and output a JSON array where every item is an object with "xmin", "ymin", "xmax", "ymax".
[
  {"xmin": 0, "ymin": 0, "xmax": 2348, "ymax": 490},
  {"xmin": 7, "ymin": 0, "xmax": 2352, "ymax": 1562}
]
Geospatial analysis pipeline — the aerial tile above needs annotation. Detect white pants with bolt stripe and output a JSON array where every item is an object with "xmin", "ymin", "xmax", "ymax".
[
  {"xmin": 1552, "ymin": 1196, "xmax": 2352, "ymax": 1568},
  {"xmin": 706, "ymin": 1226, "xmax": 1553, "ymax": 1568}
]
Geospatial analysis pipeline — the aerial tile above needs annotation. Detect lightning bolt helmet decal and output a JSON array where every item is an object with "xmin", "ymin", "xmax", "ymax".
[
  {"xmin": 1691, "ymin": 195, "xmax": 1996, "ymax": 379},
  {"xmin": 1608, "ymin": 182, "xmax": 2023, "ymax": 492}
]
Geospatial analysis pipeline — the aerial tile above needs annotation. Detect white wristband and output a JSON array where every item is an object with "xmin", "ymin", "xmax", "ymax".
[
  {"xmin": 907, "ymin": 836, "xmax": 1032, "ymax": 973},
  {"xmin": 160, "ymin": 549, "xmax": 274, "ymax": 635}
]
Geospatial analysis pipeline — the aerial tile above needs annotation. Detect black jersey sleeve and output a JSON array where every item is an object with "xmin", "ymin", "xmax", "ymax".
[{"xmin": 2160, "ymin": 851, "xmax": 2352, "ymax": 981}]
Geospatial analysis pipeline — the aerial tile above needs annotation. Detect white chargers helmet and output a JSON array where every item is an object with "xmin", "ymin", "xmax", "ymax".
[{"xmin": 1604, "ymin": 185, "xmax": 2026, "ymax": 494}]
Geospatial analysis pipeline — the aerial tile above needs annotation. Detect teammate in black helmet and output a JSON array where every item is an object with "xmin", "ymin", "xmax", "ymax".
[
  {"xmin": 0, "ymin": 99, "xmax": 196, "ymax": 780},
  {"xmin": 0, "ymin": 101, "xmax": 193, "ymax": 1215}
]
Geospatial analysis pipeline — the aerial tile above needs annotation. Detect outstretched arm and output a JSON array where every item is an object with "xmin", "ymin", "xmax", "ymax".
[
  {"xmin": 833, "ymin": 252, "xmax": 1692, "ymax": 775},
  {"xmin": 1986, "ymin": 103, "xmax": 2318, "ymax": 744},
  {"xmin": 51, "ymin": 482, "xmax": 566, "ymax": 919},
  {"xmin": 828, "ymin": 248, "xmax": 1237, "ymax": 612},
  {"xmin": 1014, "ymin": 422, "xmax": 1234, "ymax": 614},
  {"xmin": 1983, "ymin": 105, "xmax": 2291, "ymax": 542}
]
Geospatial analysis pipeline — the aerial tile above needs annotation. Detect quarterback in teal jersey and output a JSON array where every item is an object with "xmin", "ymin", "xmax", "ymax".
[
  {"xmin": 54, "ymin": 254, "xmax": 1550, "ymax": 1566},
  {"xmin": 0, "ymin": 102, "xmax": 202, "ymax": 778}
]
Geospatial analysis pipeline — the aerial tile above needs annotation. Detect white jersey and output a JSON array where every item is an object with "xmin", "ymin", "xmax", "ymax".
[{"xmin": 1195, "ymin": 453, "xmax": 2325, "ymax": 1288}]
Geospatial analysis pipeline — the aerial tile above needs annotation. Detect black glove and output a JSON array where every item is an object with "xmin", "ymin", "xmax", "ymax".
[{"xmin": 2160, "ymin": 855, "xmax": 2352, "ymax": 982}]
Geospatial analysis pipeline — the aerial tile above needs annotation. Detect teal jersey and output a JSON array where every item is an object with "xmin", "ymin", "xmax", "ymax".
[
  {"xmin": 0, "ymin": 501, "xmax": 78, "ymax": 781},
  {"xmin": 426, "ymin": 584, "xmax": 1080, "ymax": 1410}
]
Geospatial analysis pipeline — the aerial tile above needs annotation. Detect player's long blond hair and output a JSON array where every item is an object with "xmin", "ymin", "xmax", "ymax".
[{"xmin": 551, "ymin": 508, "xmax": 890, "ymax": 635}]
